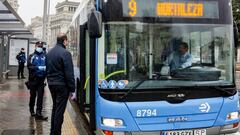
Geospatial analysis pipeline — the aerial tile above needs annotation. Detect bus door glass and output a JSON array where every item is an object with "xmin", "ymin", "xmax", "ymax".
[
  {"xmin": 85, "ymin": 30, "xmax": 90, "ymax": 105},
  {"xmin": 104, "ymin": 24, "xmax": 127, "ymax": 80}
]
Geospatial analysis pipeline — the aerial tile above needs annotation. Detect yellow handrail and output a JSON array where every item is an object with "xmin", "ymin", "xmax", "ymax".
[
  {"xmin": 105, "ymin": 70, "xmax": 126, "ymax": 80},
  {"xmin": 84, "ymin": 76, "xmax": 90, "ymax": 90}
]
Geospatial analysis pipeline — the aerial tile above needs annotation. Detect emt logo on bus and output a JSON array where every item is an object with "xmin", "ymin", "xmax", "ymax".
[{"xmin": 156, "ymin": 2, "xmax": 203, "ymax": 17}]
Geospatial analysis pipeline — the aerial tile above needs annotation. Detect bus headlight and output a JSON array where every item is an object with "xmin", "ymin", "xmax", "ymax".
[
  {"xmin": 102, "ymin": 118, "xmax": 124, "ymax": 127},
  {"xmin": 226, "ymin": 112, "xmax": 239, "ymax": 120}
]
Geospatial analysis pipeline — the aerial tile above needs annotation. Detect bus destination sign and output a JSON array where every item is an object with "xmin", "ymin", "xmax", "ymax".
[
  {"xmin": 122, "ymin": 0, "xmax": 219, "ymax": 18},
  {"xmin": 156, "ymin": 2, "xmax": 203, "ymax": 17}
]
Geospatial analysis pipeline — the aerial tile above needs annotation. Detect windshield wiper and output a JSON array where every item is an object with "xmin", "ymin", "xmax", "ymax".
[
  {"xmin": 120, "ymin": 80, "xmax": 145, "ymax": 101},
  {"xmin": 213, "ymin": 86, "xmax": 236, "ymax": 96}
]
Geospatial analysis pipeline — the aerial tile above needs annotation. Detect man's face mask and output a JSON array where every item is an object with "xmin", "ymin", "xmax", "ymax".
[{"xmin": 36, "ymin": 47, "xmax": 43, "ymax": 53}]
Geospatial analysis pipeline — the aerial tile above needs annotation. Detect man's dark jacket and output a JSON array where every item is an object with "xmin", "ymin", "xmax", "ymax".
[{"xmin": 46, "ymin": 43, "xmax": 75, "ymax": 92}]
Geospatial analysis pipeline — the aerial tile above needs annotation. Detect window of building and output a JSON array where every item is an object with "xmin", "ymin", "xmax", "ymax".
[{"xmin": 69, "ymin": 6, "xmax": 73, "ymax": 12}]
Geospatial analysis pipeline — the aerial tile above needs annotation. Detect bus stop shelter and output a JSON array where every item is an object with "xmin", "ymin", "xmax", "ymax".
[{"xmin": 0, "ymin": 0, "xmax": 33, "ymax": 83}]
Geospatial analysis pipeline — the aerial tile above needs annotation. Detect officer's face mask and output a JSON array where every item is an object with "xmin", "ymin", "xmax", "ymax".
[{"xmin": 36, "ymin": 47, "xmax": 43, "ymax": 53}]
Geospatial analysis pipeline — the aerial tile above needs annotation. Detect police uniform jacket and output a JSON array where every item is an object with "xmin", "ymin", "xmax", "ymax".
[{"xmin": 27, "ymin": 51, "xmax": 46, "ymax": 86}]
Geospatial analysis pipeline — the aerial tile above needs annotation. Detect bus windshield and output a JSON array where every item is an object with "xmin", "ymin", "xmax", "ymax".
[{"xmin": 102, "ymin": 23, "xmax": 234, "ymax": 89}]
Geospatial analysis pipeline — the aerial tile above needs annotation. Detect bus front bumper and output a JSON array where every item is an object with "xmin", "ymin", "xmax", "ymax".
[{"xmin": 101, "ymin": 122, "xmax": 239, "ymax": 135}]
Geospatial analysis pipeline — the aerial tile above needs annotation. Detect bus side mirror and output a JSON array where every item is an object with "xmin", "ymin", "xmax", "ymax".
[
  {"xmin": 234, "ymin": 21, "xmax": 239, "ymax": 48},
  {"xmin": 88, "ymin": 11, "xmax": 102, "ymax": 38}
]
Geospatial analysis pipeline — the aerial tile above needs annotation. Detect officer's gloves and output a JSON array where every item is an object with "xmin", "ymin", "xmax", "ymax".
[{"xmin": 38, "ymin": 66, "xmax": 46, "ymax": 71}]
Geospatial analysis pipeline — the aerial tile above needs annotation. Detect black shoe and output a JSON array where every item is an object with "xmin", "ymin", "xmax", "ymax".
[
  {"xmin": 21, "ymin": 77, "xmax": 26, "ymax": 79},
  {"xmin": 35, "ymin": 115, "xmax": 48, "ymax": 121},
  {"xmin": 17, "ymin": 76, "xmax": 20, "ymax": 79}
]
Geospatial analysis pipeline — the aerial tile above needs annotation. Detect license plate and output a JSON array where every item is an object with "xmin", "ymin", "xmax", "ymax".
[
  {"xmin": 194, "ymin": 129, "xmax": 206, "ymax": 135},
  {"xmin": 162, "ymin": 129, "xmax": 206, "ymax": 135}
]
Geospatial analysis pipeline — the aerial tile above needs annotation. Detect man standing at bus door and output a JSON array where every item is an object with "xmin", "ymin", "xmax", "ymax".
[
  {"xmin": 27, "ymin": 41, "xmax": 48, "ymax": 120},
  {"xmin": 16, "ymin": 48, "xmax": 26, "ymax": 79},
  {"xmin": 163, "ymin": 42, "xmax": 192, "ymax": 72},
  {"xmin": 46, "ymin": 33, "xmax": 75, "ymax": 135}
]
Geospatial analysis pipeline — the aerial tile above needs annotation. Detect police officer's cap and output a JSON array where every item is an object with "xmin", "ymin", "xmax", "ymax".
[{"xmin": 36, "ymin": 41, "xmax": 43, "ymax": 46}]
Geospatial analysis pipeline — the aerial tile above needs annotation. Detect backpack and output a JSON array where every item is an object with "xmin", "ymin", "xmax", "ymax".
[{"xmin": 16, "ymin": 53, "xmax": 20, "ymax": 60}]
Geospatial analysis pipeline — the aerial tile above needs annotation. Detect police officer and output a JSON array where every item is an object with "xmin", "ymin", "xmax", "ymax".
[
  {"xmin": 27, "ymin": 41, "xmax": 48, "ymax": 120},
  {"xmin": 47, "ymin": 34, "xmax": 75, "ymax": 135},
  {"xmin": 16, "ymin": 48, "xmax": 26, "ymax": 79}
]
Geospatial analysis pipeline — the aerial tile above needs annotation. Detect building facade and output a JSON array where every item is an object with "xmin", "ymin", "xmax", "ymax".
[
  {"xmin": 29, "ymin": 15, "xmax": 52, "ymax": 45},
  {"xmin": 7, "ymin": 0, "xmax": 19, "ymax": 12},
  {"xmin": 49, "ymin": 0, "xmax": 79, "ymax": 48},
  {"xmin": 29, "ymin": 16, "xmax": 43, "ymax": 40}
]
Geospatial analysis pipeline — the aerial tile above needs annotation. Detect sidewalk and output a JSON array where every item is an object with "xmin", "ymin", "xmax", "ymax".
[{"xmin": 0, "ymin": 78, "xmax": 91, "ymax": 135}]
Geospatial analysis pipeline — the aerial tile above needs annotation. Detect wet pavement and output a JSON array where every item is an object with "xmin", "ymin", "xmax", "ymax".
[{"xmin": 0, "ymin": 78, "xmax": 91, "ymax": 135}]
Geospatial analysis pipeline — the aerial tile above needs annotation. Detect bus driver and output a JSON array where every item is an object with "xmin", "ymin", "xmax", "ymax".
[{"xmin": 161, "ymin": 42, "xmax": 192, "ymax": 75}]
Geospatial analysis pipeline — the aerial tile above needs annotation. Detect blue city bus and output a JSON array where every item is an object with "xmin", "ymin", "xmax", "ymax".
[{"xmin": 68, "ymin": 0, "xmax": 240, "ymax": 134}]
